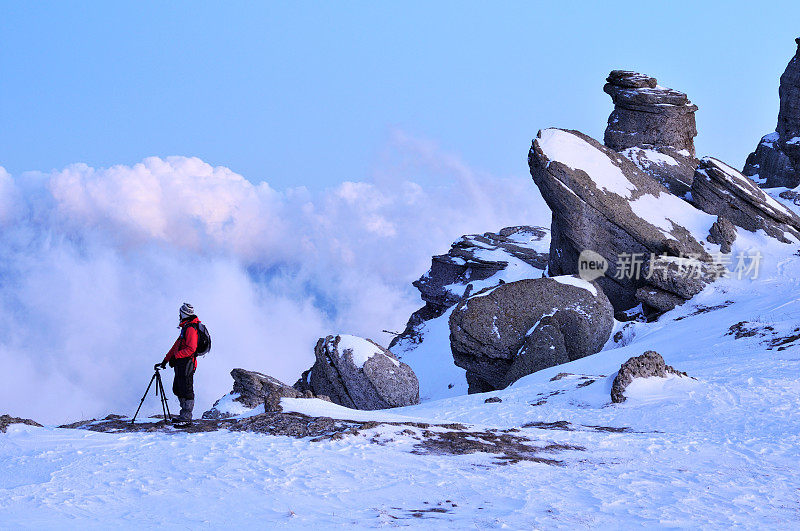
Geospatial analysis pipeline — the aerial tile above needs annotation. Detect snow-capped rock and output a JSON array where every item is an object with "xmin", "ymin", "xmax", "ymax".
[
  {"xmin": 604, "ymin": 70, "xmax": 698, "ymax": 196},
  {"xmin": 610, "ymin": 350, "xmax": 688, "ymax": 403},
  {"xmin": 693, "ymin": 157, "xmax": 800, "ymax": 243},
  {"xmin": 529, "ymin": 128, "xmax": 719, "ymax": 312},
  {"xmin": 743, "ymin": 38, "xmax": 800, "ymax": 188},
  {"xmin": 449, "ymin": 276, "xmax": 614, "ymax": 393},
  {"xmin": 203, "ymin": 368, "xmax": 302, "ymax": 418},
  {"xmin": 296, "ymin": 335, "xmax": 419, "ymax": 410}
]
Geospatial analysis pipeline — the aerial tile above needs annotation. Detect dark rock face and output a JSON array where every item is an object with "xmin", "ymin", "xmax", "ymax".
[
  {"xmin": 529, "ymin": 128, "xmax": 719, "ymax": 312},
  {"xmin": 203, "ymin": 369, "xmax": 301, "ymax": 419},
  {"xmin": 604, "ymin": 71, "xmax": 699, "ymax": 196},
  {"xmin": 390, "ymin": 226, "xmax": 549, "ymax": 350},
  {"xmin": 0, "ymin": 414, "xmax": 42, "ymax": 433},
  {"xmin": 692, "ymin": 158, "xmax": 800, "ymax": 243},
  {"xmin": 449, "ymin": 276, "xmax": 614, "ymax": 393},
  {"xmin": 410, "ymin": 226, "xmax": 549, "ymax": 315},
  {"xmin": 611, "ymin": 351, "xmax": 687, "ymax": 403},
  {"xmin": 743, "ymin": 39, "xmax": 800, "ymax": 188},
  {"xmin": 296, "ymin": 335, "xmax": 419, "ymax": 410}
]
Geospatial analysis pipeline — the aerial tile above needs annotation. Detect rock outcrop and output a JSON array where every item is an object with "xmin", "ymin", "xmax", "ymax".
[
  {"xmin": 295, "ymin": 335, "xmax": 419, "ymax": 410},
  {"xmin": 449, "ymin": 276, "xmax": 614, "ymax": 393},
  {"xmin": 0, "ymin": 414, "xmax": 42, "ymax": 433},
  {"xmin": 390, "ymin": 226, "xmax": 549, "ymax": 350},
  {"xmin": 744, "ymin": 38, "xmax": 800, "ymax": 188},
  {"xmin": 611, "ymin": 351, "xmax": 687, "ymax": 403},
  {"xmin": 203, "ymin": 369, "xmax": 305, "ymax": 418},
  {"xmin": 529, "ymin": 128, "xmax": 720, "ymax": 312},
  {"xmin": 604, "ymin": 71, "xmax": 699, "ymax": 196},
  {"xmin": 692, "ymin": 158, "xmax": 800, "ymax": 243}
]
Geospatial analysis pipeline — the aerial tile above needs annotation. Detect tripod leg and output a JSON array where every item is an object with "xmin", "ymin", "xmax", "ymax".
[
  {"xmin": 131, "ymin": 372, "xmax": 158, "ymax": 425},
  {"xmin": 156, "ymin": 371, "xmax": 172, "ymax": 422}
]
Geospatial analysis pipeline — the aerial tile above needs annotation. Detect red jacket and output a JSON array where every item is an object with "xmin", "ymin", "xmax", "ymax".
[{"xmin": 162, "ymin": 317, "xmax": 200, "ymax": 370}]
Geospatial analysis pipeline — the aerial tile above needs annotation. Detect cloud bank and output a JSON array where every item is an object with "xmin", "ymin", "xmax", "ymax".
[{"xmin": 0, "ymin": 132, "xmax": 549, "ymax": 423}]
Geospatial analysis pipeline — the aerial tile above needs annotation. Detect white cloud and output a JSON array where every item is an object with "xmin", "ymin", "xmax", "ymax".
[{"xmin": 0, "ymin": 133, "xmax": 550, "ymax": 423}]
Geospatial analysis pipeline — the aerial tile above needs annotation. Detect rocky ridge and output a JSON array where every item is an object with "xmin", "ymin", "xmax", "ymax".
[{"xmin": 744, "ymin": 38, "xmax": 800, "ymax": 188}]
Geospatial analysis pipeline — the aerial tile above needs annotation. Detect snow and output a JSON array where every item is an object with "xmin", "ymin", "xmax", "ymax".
[
  {"xmin": 628, "ymin": 192, "xmax": 717, "ymax": 240},
  {"xmin": 551, "ymin": 274, "xmax": 597, "ymax": 296},
  {"xmin": 537, "ymin": 129, "xmax": 637, "ymax": 198},
  {"xmin": 207, "ymin": 392, "xmax": 252, "ymax": 417},
  {"xmin": 4, "ymin": 207, "xmax": 800, "ymax": 528},
  {"xmin": 621, "ymin": 147, "xmax": 680, "ymax": 170},
  {"xmin": 335, "ymin": 334, "xmax": 399, "ymax": 368},
  {"xmin": 392, "ymin": 306, "xmax": 468, "ymax": 401},
  {"xmin": 787, "ymin": 136, "xmax": 800, "ymax": 146},
  {"xmin": 676, "ymin": 149, "xmax": 691, "ymax": 156}
]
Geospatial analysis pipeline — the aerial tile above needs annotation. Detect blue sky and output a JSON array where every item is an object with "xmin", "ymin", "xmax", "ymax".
[{"xmin": 1, "ymin": 1, "xmax": 798, "ymax": 189}]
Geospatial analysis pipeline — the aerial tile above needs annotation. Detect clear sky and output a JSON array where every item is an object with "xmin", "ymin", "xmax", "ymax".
[{"xmin": 2, "ymin": 1, "xmax": 799, "ymax": 189}]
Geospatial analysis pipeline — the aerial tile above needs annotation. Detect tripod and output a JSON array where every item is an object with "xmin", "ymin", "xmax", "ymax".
[{"xmin": 131, "ymin": 367, "xmax": 172, "ymax": 424}]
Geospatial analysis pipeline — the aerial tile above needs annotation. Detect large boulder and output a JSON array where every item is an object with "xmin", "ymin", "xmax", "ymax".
[
  {"xmin": 390, "ymin": 225, "xmax": 549, "ymax": 350},
  {"xmin": 295, "ymin": 335, "xmax": 419, "ymax": 410},
  {"xmin": 449, "ymin": 276, "xmax": 614, "ymax": 393},
  {"xmin": 604, "ymin": 70, "xmax": 699, "ymax": 196},
  {"xmin": 692, "ymin": 157, "xmax": 800, "ymax": 243},
  {"xmin": 743, "ymin": 38, "xmax": 800, "ymax": 188},
  {"xmin": 611, "ymin": 351, "xmax": 687, "ymax": 403},
  {"xmin": 528, "ymin": 128, "xmax": 720, "ymax": 312},
  {"xmin": 203, "ymin": 369, "xmax": 301, "ymax": 418}
]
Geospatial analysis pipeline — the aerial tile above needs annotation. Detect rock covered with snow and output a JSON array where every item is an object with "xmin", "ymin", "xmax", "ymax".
[
  {"xmin": 0, "ymin": 414, "xmax": 42, "ymax": 433},
  {"xmin": 692, "ymin": 158, "xmax": 800, "ymax": 243},
  {"xmin": 604, "ymin": 71, "xmax": 699, "ymax": 196},
  {"xmin": 295, "ymin": 335, "xmax": 419, "ymax": 410},
  {"xmin": 529, "ymin": 128, "xmax": 719, "ymax": 312},
  {"xmin": 203, "ymin": 368, "xmax": 303, "ymax": 418},
  {"xmin": 449, "ymin": 276, "xmax": 614, "ymax": 393},
  {"xmin": 389, "ymin": 225, "xmax": 548, "ymax": 352},
  {"xmin": 743, "ymin": 38, "xmax": 800, "ymax": 188},
  {"xmin": 411, "ymin": 226, "xmax": 549, "ymax": 315},
  {"xmin": 611, "ymin": 351, "xmax": 688, "ymax": 403}
]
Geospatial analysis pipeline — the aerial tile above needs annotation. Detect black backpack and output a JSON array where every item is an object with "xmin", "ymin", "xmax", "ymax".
[{"xmin": 183, "ymin": 322, "xmax": 212, "ymax": 357}]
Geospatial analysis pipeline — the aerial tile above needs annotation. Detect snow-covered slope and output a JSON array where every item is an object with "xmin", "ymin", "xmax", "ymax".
[{"xmin": 2, "ymin": 229, "xmax": 799, "ymax": 527}]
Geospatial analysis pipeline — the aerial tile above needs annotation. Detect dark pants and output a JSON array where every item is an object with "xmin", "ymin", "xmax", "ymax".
[{"xmin": 172, "ymin": 357, "xmax": 195, "ymax": 400}]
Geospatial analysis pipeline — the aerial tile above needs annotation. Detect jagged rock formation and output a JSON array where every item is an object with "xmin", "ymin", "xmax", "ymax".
[
  {"xmin": 295, "ymin": 335, "xmax": 419, "ymax": 410},
  {"xmin": 744, "ymin": 38, "xmax": 800, "ymax": 188},
  {"xmin": 0, "ymin": 414, "xmax": 42, "ymax": 433},
  {"xmin": 203, "ymin": 369, "xmax": 305, "ymax": 418},
  {"xmin": 390, "ymin": 226, "xmax": 549, "ymax": 350},
  {"xmin": 611, "ymin": 351, "xmax": 687, "ymax": 403},
  {"xmin": 604, "ymin": 71, "xmax": 699, "ymax": 196},
  {"xmin": 529, "ymin": 128, "xmax": 721, "ymax": 312},
  {"xmin": 449, "ymin": 276, "xmax": 614, "ymax": 393},
  {"xmin": 692, "ymin": 158, "xmax": 800, "ymax": 243}
]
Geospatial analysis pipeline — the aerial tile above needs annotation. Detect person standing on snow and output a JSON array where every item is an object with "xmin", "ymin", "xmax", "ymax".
[{"xmin": 155, "ymin": 303, "xmax": 201, "ymax": 425}]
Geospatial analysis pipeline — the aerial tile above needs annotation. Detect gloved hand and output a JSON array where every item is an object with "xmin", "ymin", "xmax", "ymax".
[{"xmin": 154, "ymin": 361, "xmax": 167, "ymax": 370}]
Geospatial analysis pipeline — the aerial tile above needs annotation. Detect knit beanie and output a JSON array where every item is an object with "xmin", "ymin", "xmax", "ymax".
[{"xmin": 179, "ymin": 302, "xmax": 195, "ymax": 319}]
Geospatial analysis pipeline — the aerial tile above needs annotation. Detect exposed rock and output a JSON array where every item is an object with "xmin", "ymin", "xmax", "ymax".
[
  {"xmin": 692, "ymin": 158, "xmax": 800, "ymax": 243},
  {"xmin": 390, "ymin": 225, "xmax": 549, "ymax": 353},
  {"xmin": 707, "ymin": 216, "xmax": 737, "ymax": 254},
  {"xmin": 743, "ymin": 38, "xmax": 800, "ymax": 188},
  {"xmin": 0, "ymin": 414, "xmax": 42, "ymax": 433},
  {"xmin": 529, "ymin": 128, "xmax": 719, "ymax": 312},
  {"xmin": 604, "ymin": 71, "xmax": 699, "ymax": 196},
  {"xmin": 449, "ymin": 276, "xmax": 614, "ymax": 393},
  {"xmin": 484, "ymin": 397, "xmax": 502, "ymax": 403},
  {"xmin": 296, "ymin": 335, "xmax": 419, "ymax": 410},
  {"xmin": 203, "ymin": 368, "xmax": 300, "ymax": 419},
  {"xmin": 611, "ymin": 351, "xmax": 687, "ymax": 403}
]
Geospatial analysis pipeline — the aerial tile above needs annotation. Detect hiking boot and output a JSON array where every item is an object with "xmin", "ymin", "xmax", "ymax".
[{"xmin": 172, "ymin": 418, "xmax": 192, "ymax": 427}]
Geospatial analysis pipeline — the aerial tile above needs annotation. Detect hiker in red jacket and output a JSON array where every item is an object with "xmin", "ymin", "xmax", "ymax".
[{"xmin": 155, "ymin": 303, "xmax": 201, "ymax": 425}]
